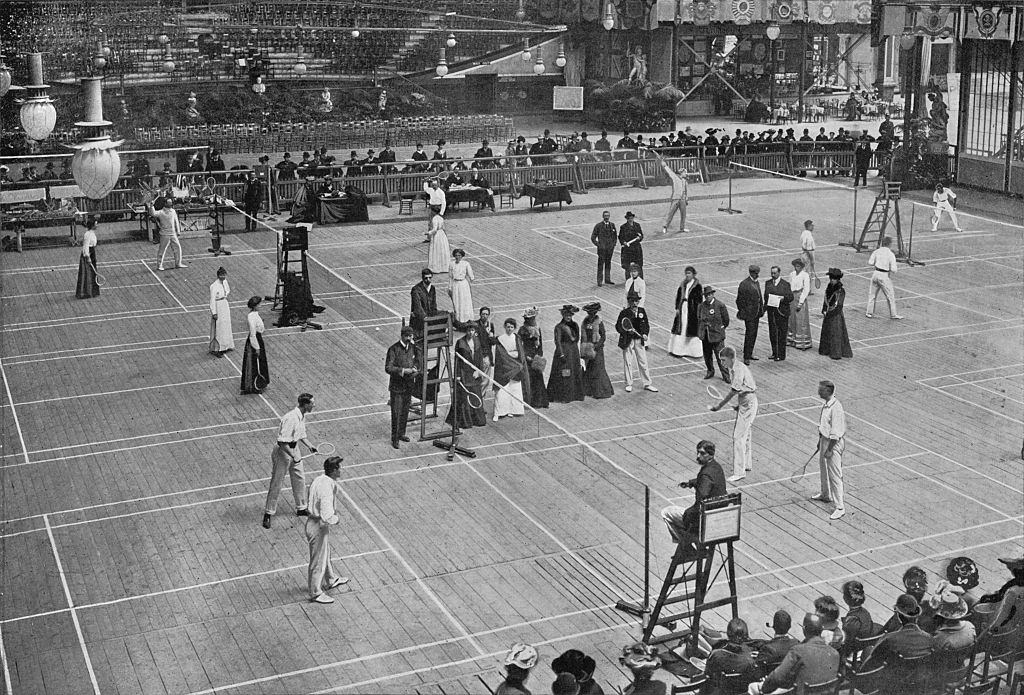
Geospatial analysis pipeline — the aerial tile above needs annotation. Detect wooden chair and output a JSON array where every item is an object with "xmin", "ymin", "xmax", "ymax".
[
  {"xmin": 671, "ymin": 678, "xmax": 707, "ymax": 693},
  {"xmin": 964, "ymin": 677, "xmax": 1003, "ymax": 695},
  {"xmin": 845, "ymin": 633, "xmax": 886, "ymax": 674},
  {"xmin": 398, "ymin": 195, "xmax": 414, "ymax": 215},
  {"xmin": 976, "ymin": 628, "xmax": 1021, "ymax": 687},
  {"xmin": 803, "ymin": 678, "xmax": 841, "ymax": 694},
  {"xmin": 842, "ymin": 663, "xmax": 886, "ymax": 695}
]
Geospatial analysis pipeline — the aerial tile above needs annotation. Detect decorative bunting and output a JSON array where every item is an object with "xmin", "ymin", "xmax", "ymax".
[
  {"xmin": 971, "ymin": 5, "xmax": 1005, "ymax": 39},
  {"xmin": 853, "ymin": 0, "xmax": 871, "ymax": 24},
  {"xmin": 816, "ymin": 0, "xmax": 837, "ymax": 24},
  {"xmin": 915, "ymin": 5, "xmax": 953, "ymax": 36},
  {"xmin": 732, "ymin": 0, "xmax": 754, "ymax": 25}
]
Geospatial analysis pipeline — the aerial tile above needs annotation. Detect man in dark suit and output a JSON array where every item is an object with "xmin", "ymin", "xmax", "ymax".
[
  {"xmin": 591, "ymin": 210, "xmax": 618, "ymax": 286},
  {"xmin": 736, "ymin": 264, "xmax": 764, "ymax": 365},
  {"xmin": 409, "ymin": 268, "xmax": 438, "ymax": 341},
  {"xmin": 618, "ymin": 211, "xmax": 644, "ymax": 279},
  {"xmin": 763, "ymin": 265, "xmax": 794, "ymax": 361},
  {"xmin": 616, "ymin": 290, "xmax": 658, "ymax": 393},
  {"xmin": 860, "ymin": 594, "xmax": 934, "ymax": 694},
  {"xmin": 660, "ymin": 440, "xmax": 727, "ymax": 548},
  {"xmin": 384, "ymin": 326, "xmax": 420, "ymax": 449},
  {"xmin": 754, "ymin": 610, "xmax": 800, "ymax": 674},
  {"xmin": 750, "ymin": 613, "xmax": 840, "ymax": 695},
  {"xmin": 242, "ymin": 171, "xmax": 263, "ymax": 232},
  {"xmin": 474, "ymin": 139, "xmax": 494, "ymax": 167},
  {"xmin": 697, "ymin": 286, "xmax": 730, "ymax": 382},
  {"xmin": 377, "ymin": 142, "xmax": 397, "ymax": 175},
  {"xmin": 409, "ymin": 143, "xmax": 429, "ymax": 172}
]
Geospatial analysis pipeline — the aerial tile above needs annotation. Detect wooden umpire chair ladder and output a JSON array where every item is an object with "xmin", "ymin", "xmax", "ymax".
[
  {"xmin": 643, "ymin": 493, "xmax": 742, "ymax": 657},
  {"xmin": 846, "ymin": 181, "xmax": 924, "ymax": 266},
  {"xmin": 416, "ymin": 313, "xmax": 452, "ymax": 441}
]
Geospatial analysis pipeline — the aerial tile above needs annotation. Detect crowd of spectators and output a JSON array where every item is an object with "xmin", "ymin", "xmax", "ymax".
[{"xmin": 487, "ymin": 554, "xmax": 1022, "ymax": 695}]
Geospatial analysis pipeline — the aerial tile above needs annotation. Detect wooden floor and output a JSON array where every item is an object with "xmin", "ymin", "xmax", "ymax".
[{"xmin": 1, "ymin": 176, "xmax": 1021, "ymax": 695}]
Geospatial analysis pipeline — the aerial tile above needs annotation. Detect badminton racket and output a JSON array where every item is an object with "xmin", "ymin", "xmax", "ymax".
[
  {"xmin": 457, "ymin": 378, "xmax": 484, "ymax": 409},
  {"xmin": 788, "ymin": 445, "xmax": 820, "ymax": 484},
  {"xmin": 706, "ymin": 384, "xmax": 724, "ymax": 400},
  {"xmin": 814, "ymin": 276, "xmax": 822, "ymax": 290},
  {"xmin": 300, "ymin": 442, "xmax": 337, "ymax": 460},
  {"xmin": 254, "ymin": 360, "xmax": 269, "ymax": 391},
  {"xmin": 619, "ymin": 316, "xmax": 641, "ymax": 338},
  {"xmin": 209, "ymin": 316, "xmax": 220, "ymax": 354},
  {"xmin": 90, "ymin": 263, "xmax": 106, "ymax": 286}
]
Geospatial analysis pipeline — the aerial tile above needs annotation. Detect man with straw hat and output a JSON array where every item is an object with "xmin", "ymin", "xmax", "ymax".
[{"xmin": 929, "ymin": 580, "xmax": 976, "ymax": 653}]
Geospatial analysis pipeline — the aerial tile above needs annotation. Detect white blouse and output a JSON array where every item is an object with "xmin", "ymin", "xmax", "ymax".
[
  {"xmin": 247, "ymin": 311, "xmax": 265, "ymax": 343},
  {"xmin": 210, "ymin": 279, "xmax": 230, "ymax": 314},
  {"xmin": 497, "ymin": 332, "xmax": 518, "ymax": 357},
  {"xmin": 449, "ymin": 259, "xmax": 474, "ymax": 283},
  {"xmin": 625, "ymin": 276, "xmax": 647, "ymax": 307},
  {"xmin": 81, "ymin": 229, "xmax": 97, "ymax": 257},
  {"xmin": 789, "ymin": 270, "xmax": 810, "ymax": 305}
]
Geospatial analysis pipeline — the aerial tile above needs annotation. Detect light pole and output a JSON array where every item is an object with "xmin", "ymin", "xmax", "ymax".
[{"xmin": 766, "ymin": 24, "xmax": 780, "ymax": 110}]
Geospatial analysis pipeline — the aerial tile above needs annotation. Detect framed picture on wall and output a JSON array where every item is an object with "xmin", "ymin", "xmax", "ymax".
[{"xmin": 777, "ymin": 49, "xmax": 786, "ymax": 61}]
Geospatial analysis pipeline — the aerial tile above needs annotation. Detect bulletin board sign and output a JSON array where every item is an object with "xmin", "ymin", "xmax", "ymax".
[{"xmin": 553, "ymin": 86, "xmax": 584, "ymax": 111}]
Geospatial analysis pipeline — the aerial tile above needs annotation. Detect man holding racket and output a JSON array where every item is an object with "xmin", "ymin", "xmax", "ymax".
[
  {"xmin": 306, "ymin": 456, "xmax": 350, "ymax": 604},
  {"xmin": 385, "ymin": 326, "xmax": 420, "ymax": 449},
  {"xmin": 262, "ymin": 393, "xmax": 317, "ymax": 529},
  {"xmin": 697, "ymin": 286, "xmax": 731, "ymax": 382},
  {"xmin": 616, "ymin": 290, "xmax": 658, "ymax": 393},
  {"xmin": 709, "ymin": 347, "xmax": 758, "ymax": 482},
  {"xmin": 813, "ymin": 380, "xmax": 847, "ymax": 520}
]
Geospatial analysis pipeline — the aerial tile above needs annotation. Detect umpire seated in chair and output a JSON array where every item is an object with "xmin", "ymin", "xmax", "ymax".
[{"xmin": 661, "ymin": 440, "xmax": 727, "ymax": 551}]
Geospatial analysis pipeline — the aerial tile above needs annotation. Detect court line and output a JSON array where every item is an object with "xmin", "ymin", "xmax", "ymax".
[
  {"xmin": 0, "ymin": 361, "xmax": 19, "ymax": 694},
  {"xmin": 859, "ymin": 321, "xmax": 1023, "ymax": 350},
  {"xmin": 0, "ymin": 623, "xmax": 11, "ymax": 695},
  {"xmin": 918, "ymin": 381, "xmax": 1024, "ymax": 425},
  {"xmin": 140, "ymin": 259, "xmax": 189, "ymax": 311},
  {"xmin": 186, "ymin": 604, "xmax": 628, "ymax": 695},
  {"xmin": 920, "ymin": 363, "xmax": 1022, "ymax": 380},
  {"xmin": 856, "ymin": 319, "xmax": 1021, "ymax": 347},
  {"xmin": 305, "ymin": 253, "xmax": 404, "ymax": 319},
  {"xmin": 945, "ymin": 379, "xmax": 1024, "ymax": 407},
  {"xmin": 468, "ymin": 235, "xmax": 553, "ymax": 277},
  {"xmin": 780, "ymin": 404, "xmax": 1021, "ymax": 513},
  {"xmin": 1, "ymin": 282, "xmax": 161, "ymax": 300},
  {"xmin": 330, "ymin": 253, "xmax": 502, "ymax": 271},
  {"xmin": 43, "ymin": 514, "xmax": 101, "ymax": 695},
  {"xmin": 0, "ymin": 358, "xmax": 30, "ymax": 464},
  {"xmin": 223, "ymin": 353, "xmax": 281, "ymax": 418},
  {"xmin": 1, "ymin": 376, "xmax": 236, "ymax": 408}
]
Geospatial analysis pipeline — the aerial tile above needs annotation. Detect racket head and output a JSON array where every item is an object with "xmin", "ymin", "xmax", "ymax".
[
  {"xmin": 467, "ymin": 391, "xmax": 484, "ymax": 409},
  {"xmin": 316, "ymin": 442, "xmax": 337, "ymax": 457},
  {"xmin": 620, "ymin": 316, "xmax": 634, "ymax": 333},
  {"xmin": 91, "ymin": 266, "xmax": 106, "ymax": 286},
  {"xmin": 254, "ymin": 370, "xmax": 269, "ymax": 390},
  {"xmin": 706, "ymin": 384, "xmax": 724, "ymax": 400}
]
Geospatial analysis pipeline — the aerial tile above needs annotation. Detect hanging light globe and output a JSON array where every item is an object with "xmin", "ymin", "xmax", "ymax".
[
  {"xmin": 157, "ymin": 33, "xmax": 170, "ymax": 45},
  {"xmin": 555, "ymin": 45, "xmax": 567, "ymax": 68},
  {"xmin": 446, "ymin": 33, "xmax": 457, "ymax": 48},
  {"xmin": 102, "ymin": 45, "xmax": 112, "ymax": 57},
  {"xmin": 294, "ymin": 60, "xmax": 307, "ymax": 74},
  {"xmin": 351, "ymin": 28, "xmax": 360, "ymax": 38},
  {"xmin": 533, "ymin": 57, "xmax": 545, "ymax": 74},
  {"xmin": 162, "ymin": 56, "xmax": 175, "ymax": 72},
  {"xmin": 0, "ymin": 65, "xmax": 10, "ymax": 98},
  {"xmin": 19, "ymin": 53, "xmax": 56, "ymax": 142},
  {"xmin": 436, "ymin": 47, "xmax": 448, "ymax": 76},
  {"xmin": 515, "ymin": 7, "xmax": 526, "ymax": 20},
  {"xmin": 602, "ymin": 9, "xmax": 615, "ymax": 30},
  {"xmin": 521, "ymin": 47, "xmax": 531, "ymax": 61},
  {"xmin": 71, "ymin": 77, "xmax": 124, "ymax": 200}
]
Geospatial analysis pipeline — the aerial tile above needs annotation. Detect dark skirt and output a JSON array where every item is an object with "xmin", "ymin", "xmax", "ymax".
[
  {"xmin": 524, "ymin": 366, "xmax": 549, "ymax": 408},
  {"xmin": 547, "ymin": 345, "xmax": 585, "ymax": 403},
  {"xmin": 582, "ymin": 347, "xmax": 614, "ymax": 399},
  {"xmin": 240, "ymin": 334, "xmax": 270, "ymax": 393},
  {"xmin": 818, "ymin": 313, "xmax": 853, "ymax": 359},
  {"xmin": 75, "ymin": 250, "xmax": 99, "ymax": 299},
  {"xmin": 445, "ymin": 380, "xmax": 488, "ymax": 428}
]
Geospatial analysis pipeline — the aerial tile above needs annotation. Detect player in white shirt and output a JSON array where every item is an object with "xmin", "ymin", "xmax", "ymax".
[
  {"xmin": 799, "ymin": 220, "xmax": 820, "ymax": 292},
  {"xmin": 865, "ymin": 237, "xmax": 903, "ymax": 319},
  {"xmin": 931, "ymin": 183, "xmax": 962, "ymax": 232}
]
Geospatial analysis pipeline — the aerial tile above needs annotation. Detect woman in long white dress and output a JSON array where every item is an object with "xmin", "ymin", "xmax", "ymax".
[
  {"xmin": 492, "ymin": 318, "xmax": 527, "ymax": 420},
  {"xmin": 787, "ymin": 257, "xmax": 813, "ymax": 350},
  {"xmin": 427, "ymin": 214, "xmax": 450, "ymax": 274},
  {"xmin": 667, "ymin": 266, "xmax": 703, "ymax": 357},
  {"xmin": 448, "ymin": 248, "xmax": 475, "ymax": 323},
  {"xmin": 624, "ymin": 262, "xmax": 647, "ymax": 307},
  {"xmin": 209, "ymin": 266, "xmax": 234, "ymax": 356}
]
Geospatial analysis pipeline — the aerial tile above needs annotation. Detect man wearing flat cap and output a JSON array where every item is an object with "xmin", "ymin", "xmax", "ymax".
[
  {"xmin": 697, "ymin": 285, "xmax": 730, "ymax": 382},
  {"xmin": 616, "ymin": 291, "xmax": 657, "ymax": 393},
  {"xmin": 410, "ymin": 268, "xmax": 438, "ymax": 342},
  {"xmin": 385, "ymin": 326, "xmax": 420, "ymax": 449},
  {"xmin": 860, "ymin": 594, "xmax": 934, "ymax": 690},
  {"xmin": 736, "ymin": 265, "xmax": 764, "ymax": 365},
  {"xmin": 618, "ymin": 211, "xmax": 644, "ymax": 280}
]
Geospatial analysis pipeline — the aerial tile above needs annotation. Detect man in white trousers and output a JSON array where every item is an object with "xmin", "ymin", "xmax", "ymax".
[
  {"xmin": 799, "ymin": 220, "xmax": 819, "ymax": 292},
  {"xmin": 709, "ymin": 347, "xmax": 758, "ymax": 482},
  {"xmin": 812, "ymin": 380, "xmax": 846, "ymax": 521},
  {"xmin": 931, "ymin": 183, "xmax": 962, "ymax": 232},
  {"xmin": 306, "ymin": 456, "xmax": 350, "ymax": 603},
  {"xmin": 651, "ymin": 150, "xmax": 689, "ymax": 234},
  {"xmin": 866, "ymin": 236, "xmax": 903, "ymax": 319}
]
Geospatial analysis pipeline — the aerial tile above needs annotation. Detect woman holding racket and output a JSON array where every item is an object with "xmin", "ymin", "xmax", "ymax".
[
  {"xmin": 75, "ymin": 216, "xmax": 101, "ymax": 299},
  {"xmin": 580, "ymin": 302, "xmax": 614, "ymax": 399},
  {"xmin": 547, "ymin": 305, "xmax": 585, "ymax": 403},
  {"xmin": 446, "ymin": 322, "xmax": 488, "ymax": 428},
  {"xmin": 708, "ymin": 346, "xmax": 758, "ymax": 481},
  {"xmin": 209, "ymin": 267, "xmax": 234, "ymax": 357},
  {"xmin": 240, "ymin": 296, "xmax": 269, "ymax": 394},
  {"xmin": 786, "ymin": 258, "xmax": 813, "ymax": 351},
  {"xmin": 818, "ymin": 268, "xmax": 853, "ymax": 360},
  {"xmin": 492, "ymin": 318, "xmax": 530, "ymax": 420}
]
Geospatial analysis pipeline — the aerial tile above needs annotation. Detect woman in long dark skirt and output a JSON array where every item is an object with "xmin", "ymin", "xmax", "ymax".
[
  {"xmin": 580, "ymin": 302, "xmax": 614, "ymax": 399},
  {"xmin": 819, "ymin": 268, "xmax": 854, "ymax": 360},
  {"xmin": 446, "ymin": 322, "xmax": 488, "ymax": 428},
  {"xmin": 546, "ymin": 304, "xmax": 585, "ymax": 403},
  {"xmin": 75, "ymin": 217, "xmax": 100, "ymax": 299},
  {"xmin": 517, "ymin": 306, "xmax": 549, "ymax": 408},
  {"xmin": 240, "ymin": 296, "xmax": 270, "ymax": 393}
]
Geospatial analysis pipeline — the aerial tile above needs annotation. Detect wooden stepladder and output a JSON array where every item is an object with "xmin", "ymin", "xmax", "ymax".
[
  {"xmin": 854, "ymin": 181, "xmax": 904, "ymax": 255},
  {"xmin": 416, "ymin": 313, "xmax": 452, "ymax": 440},
  {"xmin": 643, "ymin": 493, "xmax": 742, "ymax": 656}
]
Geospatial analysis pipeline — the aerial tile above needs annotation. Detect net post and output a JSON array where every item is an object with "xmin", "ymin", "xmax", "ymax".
[
  {"xmin": 717, "ymin": 163, "xmax": 743, "ymax": 215},
  {"xmin": 644, "ymin": 485, "xmax": 650, "ymax": 614}
]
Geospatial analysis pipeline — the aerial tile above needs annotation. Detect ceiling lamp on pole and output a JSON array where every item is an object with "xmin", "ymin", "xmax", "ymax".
[
  {"xmin": 71, "ymin": 76, "xmax": 124, "ymax": 200},
  {"xmin": 521, "ymin": 41, "xmax": 531, "ymax": 61},
  {"xmin": 157, "ymin": 33, "xmax": 170, "ymax": 45},
  {"xmin": 446, "ymin": 33, "xmax": 457, "ymax": 48},
  {"xmin": 18, "ymin": 53, "xmax": 57, "ymax": 142},
  {"xmin": 533, "ymin": 56, "xmax": 545, "ymax": 74},
  {"xmin": 351, "ymin": 22, "xmax": 360, "ymax": 39},
  {"xmin": 161, "ymin": 49, "xmax": 175, "ymax": 73},
  {"xmin": 294, "ymin": 45, "xmax": 307, "ymax": 74},
  {"xmin": 436, "ymin": 46, "xmax": 449, "ymax": 77},
  {"xmin": 602, "ymin": 3, "xmax": 615, "ymax": 30},
  {"xmin": 555, "ymin": 43, "xmax": 567, "ymax": 68}
]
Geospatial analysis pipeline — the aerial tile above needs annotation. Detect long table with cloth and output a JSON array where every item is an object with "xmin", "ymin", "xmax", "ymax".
[
  {"xmin": 288, "ymin": 181, "xmax": 370, "ymax": 224},
  {"xmin": 419, "ymin": 185, "xmax": 494, "ymax": 212},
  {"xmin": 521, "ymin": 182, "xmax": 573, "ymax": 209}
]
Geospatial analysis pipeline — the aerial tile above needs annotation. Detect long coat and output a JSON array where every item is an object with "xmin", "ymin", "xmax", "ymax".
[
  {"xmin": 671, "ymin": 280, "xmax": 702, "ymax": 338},
  {"xmin": 697, "ymin": 298, "xmax": 730, "ymax": 343},
  {"xmin": 618, "ymin": 221, "xmax": 644, "ymax": 270}
]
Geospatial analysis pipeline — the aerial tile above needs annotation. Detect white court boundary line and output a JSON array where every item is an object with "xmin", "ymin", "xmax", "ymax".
[
  {"xmin": 140, "ymin": 259, "xmax": 189, "ymax": 311},
  {"xmin": 1, "ymin": 376, "xmax": 236, "ymax": 408},
  {"xmin": 43, "ymin": 514, "xmax": 101, "ymax": 694},
  {"xmin": 918, "ymin": 380, "xmax": 1024, "ymax": 423},
  {"xmin": 1, "ymin": 282, "xmax": 161, "ymax": 300},
  {"xmin": 0, "ymin": 357, "xmax": 24, "ymax": 694}
]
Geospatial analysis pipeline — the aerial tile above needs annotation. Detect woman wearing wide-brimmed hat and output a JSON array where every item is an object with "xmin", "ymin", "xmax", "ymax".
[
  {"xmin": 580, "ymin": 302, "xmax": 613, "ymax": 399},
  {"xmin": 818, "ymin": 267, "xmax": 853, "ymax": 360},
  {"xmin": 547, "ymin": 304, "xmax": 585, "ymax": 403},
  {"xmin": 786, "ymin": 257, "xmax": 812, "ymax": 350},
  {"xmin": 518, "ymin": 306, "xmax": 549, "ymax": 408},
  {"xmin": 930, "ymin": 580, "xmax": 976, "ymax": 653}
]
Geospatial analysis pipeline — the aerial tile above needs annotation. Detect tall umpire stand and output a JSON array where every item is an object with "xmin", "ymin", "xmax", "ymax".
[
  {"xmin": 843, "ymin": 181, "xmax": 924, "ymax": 266},
  {"xmin": 643, "ymin": 493, "xmax": 742, "ymax": 657},
  {"xmin": 274, "ymin": 224, "xmax": 322, "ymax": 327}
]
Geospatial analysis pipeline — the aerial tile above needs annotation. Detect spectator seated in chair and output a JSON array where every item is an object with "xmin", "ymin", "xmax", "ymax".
[
  {"xmin": 929, "ymin": 580, "xmax": 976, "ymax": 663},
  {"xmin": 747, "ymin": 613, "xmax": 840, "ymax": 695},
  {"xmin": 840, "ymin": 580, "xmax": 875, "ymax": 653},
  {"xmin": 496, "ymin": 642, "xmax": 537, "ymax": 695},
  {"xmin": 813, "ymin": 595, "xmax": 845, "ymax": 651},
  {"xmin": 700, "ymin": 617, "xmax": 758, "ymax": 695},
  {"xmin": 859, "ymin": 594, "xmax": 934, "ymax": 694},
  {"xmin": 975, "ymin": 555, "xmax": 1024, "ymax": 638},
  {"xmin": 620, "ymin": 642, "xmax": 667, "ymax": 695},
  {"xmin": 551, "ymin": 650, "xmax": 605, "ymax": 695},
  {"xmin": 882, "ymin": 566, "xmax": 936, "ymax": 633},
  {"xmin": 753, "ymin": 610, "xmax": 800, "ymax": 675}
]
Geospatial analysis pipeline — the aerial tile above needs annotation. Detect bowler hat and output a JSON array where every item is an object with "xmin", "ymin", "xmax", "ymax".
[
  {"xmin": 894, "ymin": 593, "xmax": 921, "ymax": 619},
  {"xmin": 703, "ymin": 286, "xmax": 716, "ymax": 295}
]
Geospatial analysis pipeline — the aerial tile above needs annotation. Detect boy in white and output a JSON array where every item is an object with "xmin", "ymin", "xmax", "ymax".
[
  {"xmin": 866, "ymin": 237, "xmax": 903, "ymax": 319},
  {"xmin": 931, "ymin": 183, "xmax": 962, "ymax": 232}
]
